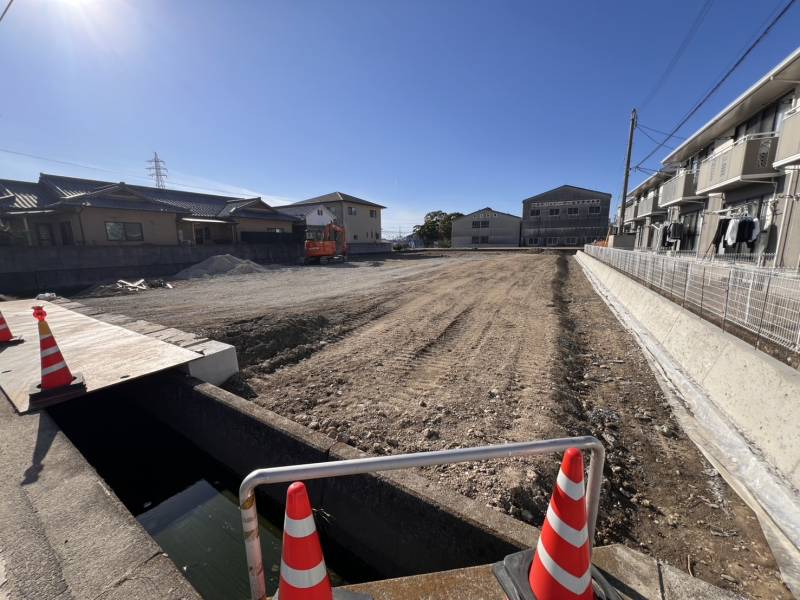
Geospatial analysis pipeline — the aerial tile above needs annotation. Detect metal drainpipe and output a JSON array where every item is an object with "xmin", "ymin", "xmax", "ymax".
[
  {"xmin": 773, "ymin": 169, "xmax": 794, "ymax": 268},
  {"xmin": 22, "ymin": 215, "xmax": 32, "ymax": 246},
  {"xmin": 77, "ymin": 206, "xmax": 87, "ymax": 245}
]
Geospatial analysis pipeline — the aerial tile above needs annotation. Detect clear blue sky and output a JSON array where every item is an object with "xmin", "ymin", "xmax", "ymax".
[{"xmin": 1, "ymin": 0, "xmax": 799, "ymax": 235}]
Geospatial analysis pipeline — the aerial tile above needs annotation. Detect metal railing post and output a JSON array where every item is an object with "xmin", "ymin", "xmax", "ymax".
[
  {"xmin": 722, "ymin": 269, "xmax": 732, "ymax": 332},
  {"xmin": 699, "ymin": 266, "xmax": 706, "ymax": 318},
  {"xmin": 239, "ymin": 437, "xmax": 605, "ymax": 600},
  {"xmin": 682, "ymin": 263, "xmax": 691, "ymax": 307},
  {"xmin": 755, "ymin": 273, "xmax": 774, "ymax": 348}
]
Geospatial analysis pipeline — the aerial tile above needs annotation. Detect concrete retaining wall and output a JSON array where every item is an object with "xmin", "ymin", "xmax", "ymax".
[
  {"xmin": 0, "ymin": 235, "xmax": 305, "ymax": 294},
  {"xmin": 348, "ymin": 242, "xmax": 394, "ymax": 254},
  {"xmin": 576, "ymin": 251, "xmax": 800, "ymax": 491},
  {"xmin": 134, "ymin": 374, "xmax": 534, "ymax": 578}
]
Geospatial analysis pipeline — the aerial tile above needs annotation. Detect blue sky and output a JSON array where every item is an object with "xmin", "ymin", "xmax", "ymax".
[{"xmin": 1, "ymin": 0, "xmax": 799, "ymax": 235}]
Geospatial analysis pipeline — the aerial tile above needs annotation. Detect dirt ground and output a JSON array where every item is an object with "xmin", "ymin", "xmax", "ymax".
[{"xmin": 79, "ymin": 252, "xmax": 790, "ymax": 598}]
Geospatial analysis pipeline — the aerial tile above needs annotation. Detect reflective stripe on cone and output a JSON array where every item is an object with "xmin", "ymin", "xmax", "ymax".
[
  {"xmin": 278, "ymin": 482, "xmax": 333, "ymax": 600},
  {"xmin": 529, "ymin": 447, "xmax": 594, "ymax": 599}
]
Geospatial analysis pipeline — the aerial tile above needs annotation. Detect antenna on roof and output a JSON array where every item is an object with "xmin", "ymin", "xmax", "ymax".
[{"xmin": 146, "ymin": 152, "xmax": 168, "ymax": 189}]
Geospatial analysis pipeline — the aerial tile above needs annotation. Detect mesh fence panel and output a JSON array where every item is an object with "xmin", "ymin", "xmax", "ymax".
[{"xmin": 583, "ymin": 246, "xmax": 800, "ymax": 352}]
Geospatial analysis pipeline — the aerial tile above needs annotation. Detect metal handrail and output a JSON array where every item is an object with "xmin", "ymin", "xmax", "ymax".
[
  {"xmin": 699, "ymin": 131, "xmax": 778, "ymax": 163},
  {"xmin": 239, "ymin": 436, "xmax": 605, "ymax": 600}
]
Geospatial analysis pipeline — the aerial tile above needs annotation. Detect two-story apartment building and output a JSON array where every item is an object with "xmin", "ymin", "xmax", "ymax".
[
  {"xmin": 0, "ymin": 173, "xmax": 302, "ymax": 247},
  {"xmin": 285, "ymin": 192, "xmax": 385, "ymax": 250},
  {"xmin": 451, "ymin": 208, "xmax": 521, "ymax": 247},
  {"xmin": 521, "ymin": 185, "xmax": 610, "ymax": 247},
  {"xmin": 627, "ymin": 46, "xmax": 800, "ymax": 266}
]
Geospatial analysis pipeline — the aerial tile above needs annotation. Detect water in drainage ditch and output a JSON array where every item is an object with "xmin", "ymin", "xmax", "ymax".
[{"xmin": 48, "ymin": 395, "xmax": 348, "ymax": 599}]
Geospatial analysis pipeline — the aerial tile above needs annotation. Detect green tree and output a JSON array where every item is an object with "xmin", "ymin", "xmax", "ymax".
[{"xmin": 413, "ymin": 211, "xmax": 463, "ymax": 246}]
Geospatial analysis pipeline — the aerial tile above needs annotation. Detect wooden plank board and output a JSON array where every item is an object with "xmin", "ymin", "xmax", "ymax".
[{"xmin": 0, "ymin": 300, "xmax": 201, "ymax": 414}]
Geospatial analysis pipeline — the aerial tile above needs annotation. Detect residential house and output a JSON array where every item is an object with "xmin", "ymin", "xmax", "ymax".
[
  {"xmin": 277, "ymin": 203, "xmax": 337, "ymax": 237},
  {"xmin": 629, "ymin": 46, "xmax": 800, "ymax": 266},
  {"xmin": 0, "ymin": 173, "xmax": 302, "ymax": 247},
  {"xmin": 521, "ymin": 185, "xmax": 610, "ymax": 247},
  {"xmin": 285, "ymin": 192, "xmax": 386, "ymax": 250},
  {"xmin": 451, "ymin": 208, "xmax": 521, "ymax": 247}
]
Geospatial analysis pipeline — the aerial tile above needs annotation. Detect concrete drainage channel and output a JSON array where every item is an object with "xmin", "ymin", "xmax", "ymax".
[{"xmin": 46, "ymin": 372, "xmax": 536, "ymax": 599}]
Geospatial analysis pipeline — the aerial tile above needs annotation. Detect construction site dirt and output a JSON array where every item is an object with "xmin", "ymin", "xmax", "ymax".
[{"xmin": 79, "ymin": 252, "xmax": 791, "ymax": 598}]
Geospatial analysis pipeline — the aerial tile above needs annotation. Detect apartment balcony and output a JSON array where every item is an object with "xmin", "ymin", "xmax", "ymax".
[
  {"xmin": 623, "ymin": 201, "xmax": 639, "ymax": 224},
  {"xmin": 696, "ymin": 133, "xmax": 780, "ymax": 194},
  {"xmin": 637, "ymin": 191, "xmax": 665, "ymax": 218},
  {"xmin": 658, "ymin": 170, "xmax": 705, "ymax": 208},
  {"xmin": 774, "ymin": 107, "xmax": 800, "ymax": 168}
]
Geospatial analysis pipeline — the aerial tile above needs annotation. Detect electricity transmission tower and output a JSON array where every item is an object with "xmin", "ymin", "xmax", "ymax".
[{"xmin": 146, "ymin": 152, "xmax": 168, "ymax": 189}]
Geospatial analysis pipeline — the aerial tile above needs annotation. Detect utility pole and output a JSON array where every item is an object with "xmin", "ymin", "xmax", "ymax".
[
  {"xmin": 146, "ymin": 152, "xmax": 168, "ymax": 189},
  {"xmin": 618, "ymin": 108, "xmax": 637, "ymax": 234}
]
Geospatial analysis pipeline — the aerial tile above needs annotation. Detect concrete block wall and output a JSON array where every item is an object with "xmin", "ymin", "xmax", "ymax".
[{"xmin": 0, "ymin": 235, "xmax": 304, "ymax": 293}]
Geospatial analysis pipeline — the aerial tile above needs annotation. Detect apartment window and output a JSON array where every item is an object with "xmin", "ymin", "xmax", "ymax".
[
  {"xmin": 471, "ymin": 236, "xmax": 480, "ymax": 244},
  {"xmin": 530, "ymin": 208, "xmax": 540, "ymax": 216},
  {"xmin": 348, "ymin": 206, "xmax": 357, "ymax": 216},
  {"xmin": 480, "ymin": 220, "xmax": 490, "ymax": 228},
  {"xmin": 588, "ymin": 206, "xmax": 601, "ymax": 215},
  {"xmin": 472, "ymin": 220, "xmax": 481, "ymax": 228},
  {"xmin": 353, "ymin": 233, "xmax": 358, "ymax": 240},
  {"xmin": 59, "ymin": 221, "xmax": 74, "ymax": 245},
  {"xmin": 549, "ymin": 208, "xmax": 560, "ymax": 216},
  {"xmin": 369, "ymin": 209, "xmax": 377, "ymax": 218},
  {"xmin": 105, "ymin": 221, "xmax": 143, "ymax": 242},
  {"xmin": 547, "ymin": 237, "xmax": 559, "ymax": 246},
  {"xmin": 565, "ymin": 237, "xmax": 577, "ymax": 245},
  {"xmin": 480, "ymin": 236, "xmax": 489, "ymax": 243},
  {"xmin": 567, "ymin": 207, "xmax": 579, "ymax": 216},
  {"xmin": 317, "ymin": 209, "xmax": 323, "ymax": 216}
]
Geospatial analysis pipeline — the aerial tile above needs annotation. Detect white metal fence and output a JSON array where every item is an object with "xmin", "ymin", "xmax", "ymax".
[
  {"xmin": 584, "ymin": 245, "xmax": 800, "ymax": 353},
  {"xmin": 633, "ymin": 247, "xmax": 779, "ymax": 267}
]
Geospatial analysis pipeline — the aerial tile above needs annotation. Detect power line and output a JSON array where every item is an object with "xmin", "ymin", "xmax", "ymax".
[
  {"xmin": 633, "ymin": 0, "xmax": 797, "ymax": 170},
  {"xmin": 637, "ymin": 126, "xmax": 676, "ymax": 151},
  {"xmin": 0, "ymin": 146, "xmax": 263, "ymax": 198},
  {"xmin": 637, "ymin": 123, "xmax": 686, "ymax": 140},
  {"xmin": 638, "ymin": 0, "xmax": 715, "ymax": 112},
  {"xmin": 0, "ymin": 0, "xmax": 15, "ymax": 24}
]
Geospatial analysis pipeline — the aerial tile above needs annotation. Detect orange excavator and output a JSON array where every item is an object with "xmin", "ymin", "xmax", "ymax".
[{"xmin": 305, "ymin": 223, "xmax": 348, "ymax": 264}]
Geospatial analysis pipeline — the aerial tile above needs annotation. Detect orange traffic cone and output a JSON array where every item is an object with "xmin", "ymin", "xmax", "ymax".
[
  {"xmin": 528, "ymin": 448, "xmax": 594, "ymax": 599},
  {"xmin": 278, "ymin": 482, "xmax": 333, "ymax": 600},
  {"xmin": 492, "ymin": 448, "xmax": 618, "ymax": 600},
  {"xmin": 0, "ymin": 310, "xmax": 23, "ymax": 345},
  {"xmin": 29, "ymin": 305, "xmax": 85, "ymax": 407},
  {"xmin": 275, "ymin": 482, "xmax": 371, "ymax": 600}
]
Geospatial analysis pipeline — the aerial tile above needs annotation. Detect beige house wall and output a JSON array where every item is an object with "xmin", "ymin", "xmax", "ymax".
[
  {"xmin": 452, "ymin": 211, "xmax": 521, "ymax": 247},
  {"xmin": 236, "ymin": 218, "xmax": 292, "ymax": 237},
  {"xmin": 79, "ymin": 208, "xmax": 179, "ymax": 246},
  {"xmin": 341, "ymin": 202, "xmax": 382, "ymax": 243}
]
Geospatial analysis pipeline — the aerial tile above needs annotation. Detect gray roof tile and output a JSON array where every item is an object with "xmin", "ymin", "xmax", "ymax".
[{"xmin": 290, "ymin": 191, "xmax": 386, "ymax": 209}]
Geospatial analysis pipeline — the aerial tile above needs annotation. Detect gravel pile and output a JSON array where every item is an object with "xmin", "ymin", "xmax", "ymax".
[{"xmin": 173, "ymin": 254, "xmax": 268, "ymax": 279}]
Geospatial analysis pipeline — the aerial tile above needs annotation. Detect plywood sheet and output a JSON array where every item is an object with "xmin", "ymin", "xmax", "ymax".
[{"xmin": 0, "ymin": 300, "xmax": 201, "ymax": 413}]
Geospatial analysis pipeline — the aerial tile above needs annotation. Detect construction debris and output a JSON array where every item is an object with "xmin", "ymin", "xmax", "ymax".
[{"xmin": 76, "ymin": 278, "xmax": 173, "ymax": 298}]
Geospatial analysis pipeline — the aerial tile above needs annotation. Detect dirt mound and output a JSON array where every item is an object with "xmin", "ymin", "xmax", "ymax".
[{"xmin": 173, "ymin": 254, "xmax": 268, "ymax": 279}]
